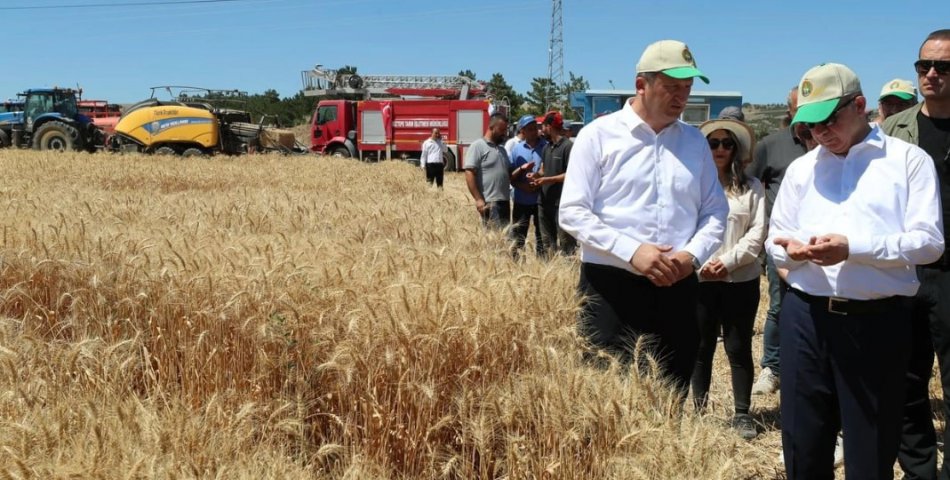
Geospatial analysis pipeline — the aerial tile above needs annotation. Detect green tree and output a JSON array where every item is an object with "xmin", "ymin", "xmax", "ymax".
[
  {"xmin": 525, "ymin": 77, "xmax": 557, "ymax": 116},
  {"xmin": 484, "ymin": 73, "xmax": 524, "ymax": 120},
  {"xmin": 458, "ymin": 69, "xmax": 477, "ymax": 80},
  {"xmin": 560, "ymin": 72, "xmax": 589, "ymax": 120}
]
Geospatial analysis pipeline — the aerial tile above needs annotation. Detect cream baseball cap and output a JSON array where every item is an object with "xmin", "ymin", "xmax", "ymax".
[
  {"xmin": 879, "ymin": 78, "xmax": 917, "ymax": 101},
  {"xmin": 792, "ymin": 63, "xmax": 862, "ymax": 125},
  {"xmin": 636, "ymin": 40, "xmax": 709, "ymax": 84}
]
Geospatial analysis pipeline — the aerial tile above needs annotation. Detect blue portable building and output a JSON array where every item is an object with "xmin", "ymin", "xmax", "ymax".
[{"xmin": 570, "ymin": 89, "xmax": 743, "ymax": 126}]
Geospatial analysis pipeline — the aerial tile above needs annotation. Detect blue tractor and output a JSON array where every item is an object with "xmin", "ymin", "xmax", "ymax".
[{"xmin": 0, "ymin": 88, "xmax": 103, "ymax": 151}]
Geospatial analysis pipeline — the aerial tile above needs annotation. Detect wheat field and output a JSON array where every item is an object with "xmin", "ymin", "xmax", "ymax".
[{"xmin": 1, "ymin": 149, "xmax": 934, "ymax": 479}]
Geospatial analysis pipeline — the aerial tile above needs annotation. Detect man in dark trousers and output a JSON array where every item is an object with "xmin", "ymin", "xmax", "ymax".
[
  {"xmin": 559, "ymin": 39, "xmax": 728, "ymax": 396},
  {"xmin": 509, "ymin": 115, "xmax": 547, "ymax": 258},
  {"xmin": 888, "ymin": 29, "xmax": 950, "ymax": 480},
  {"xmin": 770, "ymin": 62, "xmax": 943, "ymax": 480},
  {"xmin": 537, "ymin": 110, "xmax": 576, "ymax": 257}
]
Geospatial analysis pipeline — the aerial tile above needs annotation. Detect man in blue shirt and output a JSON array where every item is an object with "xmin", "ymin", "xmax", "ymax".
[{"xmin": 509, "ymin": 115, "xmax": 547, "ymax": 258}]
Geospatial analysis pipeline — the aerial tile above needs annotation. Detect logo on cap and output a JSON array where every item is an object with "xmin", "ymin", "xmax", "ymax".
[
  {"xmin": 801, "ymin": 80, "xmax": 813, "ymax": 98},
  {"xmin": 890, "ymin": 81, "xmax": 900, "ymax": 89},
  {"xmin": 682, "ymin": 48, "xmax": 694, "ymax": 66}
]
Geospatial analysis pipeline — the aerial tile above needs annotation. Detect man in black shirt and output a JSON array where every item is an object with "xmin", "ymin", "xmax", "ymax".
[
  {"xmin": 885, "ymin": 28, "xmax": 950, "ymax": 480},
  {"xmin": 537, "ymin": 111, "xmax": 576, "ymax": 257}
]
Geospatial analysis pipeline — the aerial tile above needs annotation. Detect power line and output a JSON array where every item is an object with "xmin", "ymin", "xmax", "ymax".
[{"xmin": 0, "ymin": 0, "xmax": 256, "ymax": 10}]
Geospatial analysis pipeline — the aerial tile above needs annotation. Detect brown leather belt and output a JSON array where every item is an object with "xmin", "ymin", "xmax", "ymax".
[{"xmin": 791, "ymin": 288, "xmax": 901, "ymax": 316}]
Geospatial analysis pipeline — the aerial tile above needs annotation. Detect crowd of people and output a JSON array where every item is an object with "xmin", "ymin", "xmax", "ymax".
[{"xmin": 422, "ymin": 29, "xmax": 950, "ymax": 480}]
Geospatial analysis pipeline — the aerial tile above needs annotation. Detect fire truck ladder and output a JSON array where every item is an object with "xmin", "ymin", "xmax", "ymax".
[{"xmin": 301, "ymin": 65, "xmax": 486, "ymax": 99}]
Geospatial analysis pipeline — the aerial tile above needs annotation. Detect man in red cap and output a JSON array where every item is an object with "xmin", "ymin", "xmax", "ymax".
[{"xmin": 536, "ymin": 110, "xmax": 576, "ymax": 257}]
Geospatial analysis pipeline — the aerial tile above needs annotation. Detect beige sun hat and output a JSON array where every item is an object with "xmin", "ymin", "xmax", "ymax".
[{"xmin": 699, "ymin": 119, "xmax": 755, "ymax": 164}]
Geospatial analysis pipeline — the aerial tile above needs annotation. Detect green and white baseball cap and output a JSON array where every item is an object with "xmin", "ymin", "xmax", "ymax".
[
  {"xmin": 636, "ymin": 40, "xmax": 709, "ymax": 84},
  {"xmin": 792, "ymin": 63, "xmax": 862, "ymax": 125},
  {"xmin": 879, "ymin": 78, "xmax": 917, "ymax": 101}
]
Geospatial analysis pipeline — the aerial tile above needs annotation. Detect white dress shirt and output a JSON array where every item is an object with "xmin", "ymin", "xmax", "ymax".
[
  {"xmin": 504, "ymin": 136, "xmax": 519, "ymax": 157},
  {"xmin": 420, "ymin": 138, "xmax": 445, "ymax": 167},
  {"xmin": 766, "ymin": 125, "xmax": 944, "ymax": 299},
  {"xmin": 558, "ymin": 100, "xmax": 729, "ymax": 274},
  {"xmin": 701, "ymin": 178, "xmax": 767, "ymax": 283}
]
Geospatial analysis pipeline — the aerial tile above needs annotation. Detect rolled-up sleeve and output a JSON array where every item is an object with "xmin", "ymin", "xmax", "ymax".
[
  {"xmin": 720, "ymin": 179, "xmax": 768, "ymax": 272},
  {"xmin": 848, "ymin": 149, "xmax": 944, "ymax": 266}
]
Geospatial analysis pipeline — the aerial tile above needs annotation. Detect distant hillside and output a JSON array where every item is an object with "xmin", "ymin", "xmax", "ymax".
[{"xmin": 743, "ymin": 104, "xmax": 788, "ymax": 140}]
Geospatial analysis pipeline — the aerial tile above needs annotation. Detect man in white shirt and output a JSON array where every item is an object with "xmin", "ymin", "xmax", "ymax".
[
  {"xmin": 420, "ymin": 128, "xmax": 447, "ymax": 189},
  {"xmin": 767, "ymin": 63, "xmax": 944, "ymax": 480},
  {"xmin": 558, "ymin": 39, "xmax": 728, "ymax": 396}
]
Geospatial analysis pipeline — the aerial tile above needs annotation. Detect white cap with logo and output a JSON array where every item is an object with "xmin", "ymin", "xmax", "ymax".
[
  {"xmin": 636, "ymin": 40, "xmax": 709, "ymax": 84},
  {"xmin": 792, "ymin": 63, "xmax": 862, "ymax": 125}
]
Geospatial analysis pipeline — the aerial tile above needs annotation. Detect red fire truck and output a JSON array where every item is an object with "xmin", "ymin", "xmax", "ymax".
[{"xmin": 302, "ymin": 66, "xmax": 506, "ymax": 170}]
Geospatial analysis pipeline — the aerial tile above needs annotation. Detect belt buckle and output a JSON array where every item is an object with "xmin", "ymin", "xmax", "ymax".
[{"xmin": 828, "ymin": 297, "xmax": 849, "ymax": 315}]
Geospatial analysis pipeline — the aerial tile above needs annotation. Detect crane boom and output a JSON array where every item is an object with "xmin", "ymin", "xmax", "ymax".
[{"xmin": 301, "ymin": 65, "xmax": 487, "ymax": 99}]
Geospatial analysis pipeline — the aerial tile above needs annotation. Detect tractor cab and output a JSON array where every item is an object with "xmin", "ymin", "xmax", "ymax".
[{"xmin": 20, "ymin": 88, "xmax": 82, "ymax": 129}]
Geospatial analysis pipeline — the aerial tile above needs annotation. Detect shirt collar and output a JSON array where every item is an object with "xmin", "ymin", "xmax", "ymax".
[
  {"xmin": 816, "ymin": 124, "xmax": 885, "ymax": 159},
  {"xmin": 619, "ymin": 98, "xmax": 680, "ymax": 135},
  {"xmin": 864, "ymin": 124, "xmax": 886, "ymax": 150},
  {"xmin": 522, "ymin": 138, "xmax": 546, "ymax": 150}
]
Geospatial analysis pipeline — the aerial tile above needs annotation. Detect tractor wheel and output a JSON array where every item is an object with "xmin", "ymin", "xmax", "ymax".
[
  {"xmin": 182, "ymin": 148, "xmax": 206, "ymax": 158},
  {"xmin": 331, "ymin": 146, "xmax": 351, "ymax": 158},
  {"xmin": 32, "ymin": 121, "xmax": 83, "ymax": 152},
  {"xmin": 155, "ymin": 146, "xmax": 177, "ymax": 156},
  {"xmin": 0, "ymin": 130, "xmax": 9, "ymax": 148}
]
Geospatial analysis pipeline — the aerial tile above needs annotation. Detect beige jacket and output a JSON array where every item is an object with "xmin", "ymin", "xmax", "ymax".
[{"xmin": 700, "ymin": 177, "xmax": 767, "ymax": 283}]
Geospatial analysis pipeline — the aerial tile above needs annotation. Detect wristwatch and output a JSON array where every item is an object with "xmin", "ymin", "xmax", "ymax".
[{"xmin": 690, "ymin": 254, "xmax": 702, "ymax": 271}]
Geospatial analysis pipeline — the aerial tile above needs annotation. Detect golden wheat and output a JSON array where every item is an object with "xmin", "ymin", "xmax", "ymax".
[{"xmin": 0, "ymin": 150, "xmax": 939, "ymax": 479}]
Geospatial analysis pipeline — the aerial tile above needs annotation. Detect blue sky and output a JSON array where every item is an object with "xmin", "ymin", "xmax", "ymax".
[{"xmin": 2, "ymin": 0, "xmax": 948, "ymax": 107}]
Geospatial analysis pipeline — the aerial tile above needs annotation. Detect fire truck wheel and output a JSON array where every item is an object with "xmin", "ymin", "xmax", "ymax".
[
  {"xmin": 331, "ymin": 146, "xmax": 351, "ymax": 158},
  {"xmin": 155, "ymin": 146, "xmax": 177, "ymax": 156},
  {"xmin": 443, "ymin": 150, "xmax": 457, "ymax": 172},
  {"xmin": 182, "ymin": 148, "xmax": 206, "ymax": 158}
]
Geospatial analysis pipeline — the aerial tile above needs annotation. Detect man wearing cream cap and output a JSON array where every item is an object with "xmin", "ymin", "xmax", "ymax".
[
  {"xmin": 878, "ymin": 78, "xmax": 918, "ymax": 122},
  {"xmin": 768, "ymin": 62, "xmax": 944, "ymax": 479},
  {"xmin": 559, "ymin": 40, "xmax": 727, "ymax": 397}
]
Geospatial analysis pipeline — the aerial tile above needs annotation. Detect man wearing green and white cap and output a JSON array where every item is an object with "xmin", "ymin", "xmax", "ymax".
[
  {"xmin": 767, "ymin": 62, "xmax": 944, "ymax": 479},
  {"xmin": 877, "ymin": 78, "xmax": 918, "ymax": 122},
  {"xmin": 559, "ymin": 40, "xmax": 727, "ymax": 397}
]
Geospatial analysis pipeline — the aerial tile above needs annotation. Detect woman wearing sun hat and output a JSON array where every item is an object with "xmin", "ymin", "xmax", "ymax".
[{"xmin": 690, "ymin": 118, "xmax": 766, "ymax": 440}]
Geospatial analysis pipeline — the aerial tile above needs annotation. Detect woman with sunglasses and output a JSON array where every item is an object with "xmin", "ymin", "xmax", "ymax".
[{"xmin": 690, "ymin": 119, "xmax": 767, "ymax": 440}]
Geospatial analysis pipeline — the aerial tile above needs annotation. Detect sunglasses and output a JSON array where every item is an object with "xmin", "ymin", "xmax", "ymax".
[
  {"xmin": 795, "ymin": 127, "xmax": 813, "ymax": 141},
  {"xmin": 707, "ymin": 138, "xmax": 736, "ymax": 150},
  {"xmin": 804, "ymin": 96, "xmax": 856, "ymax": 130},
  {"xmin": 915, "ymin": 60, "xmax": 950, "ymax": 76}
]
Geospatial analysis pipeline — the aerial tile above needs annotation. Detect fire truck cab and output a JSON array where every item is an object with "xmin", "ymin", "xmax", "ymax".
[{"xmin": 310, "ymin": 98, "xmax": 494, "ymax": 170}]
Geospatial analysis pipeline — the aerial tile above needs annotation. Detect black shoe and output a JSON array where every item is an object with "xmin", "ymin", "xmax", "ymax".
[{"xmin": 732, "ymin": 413, "xmax": 757, "ymax": 440}]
